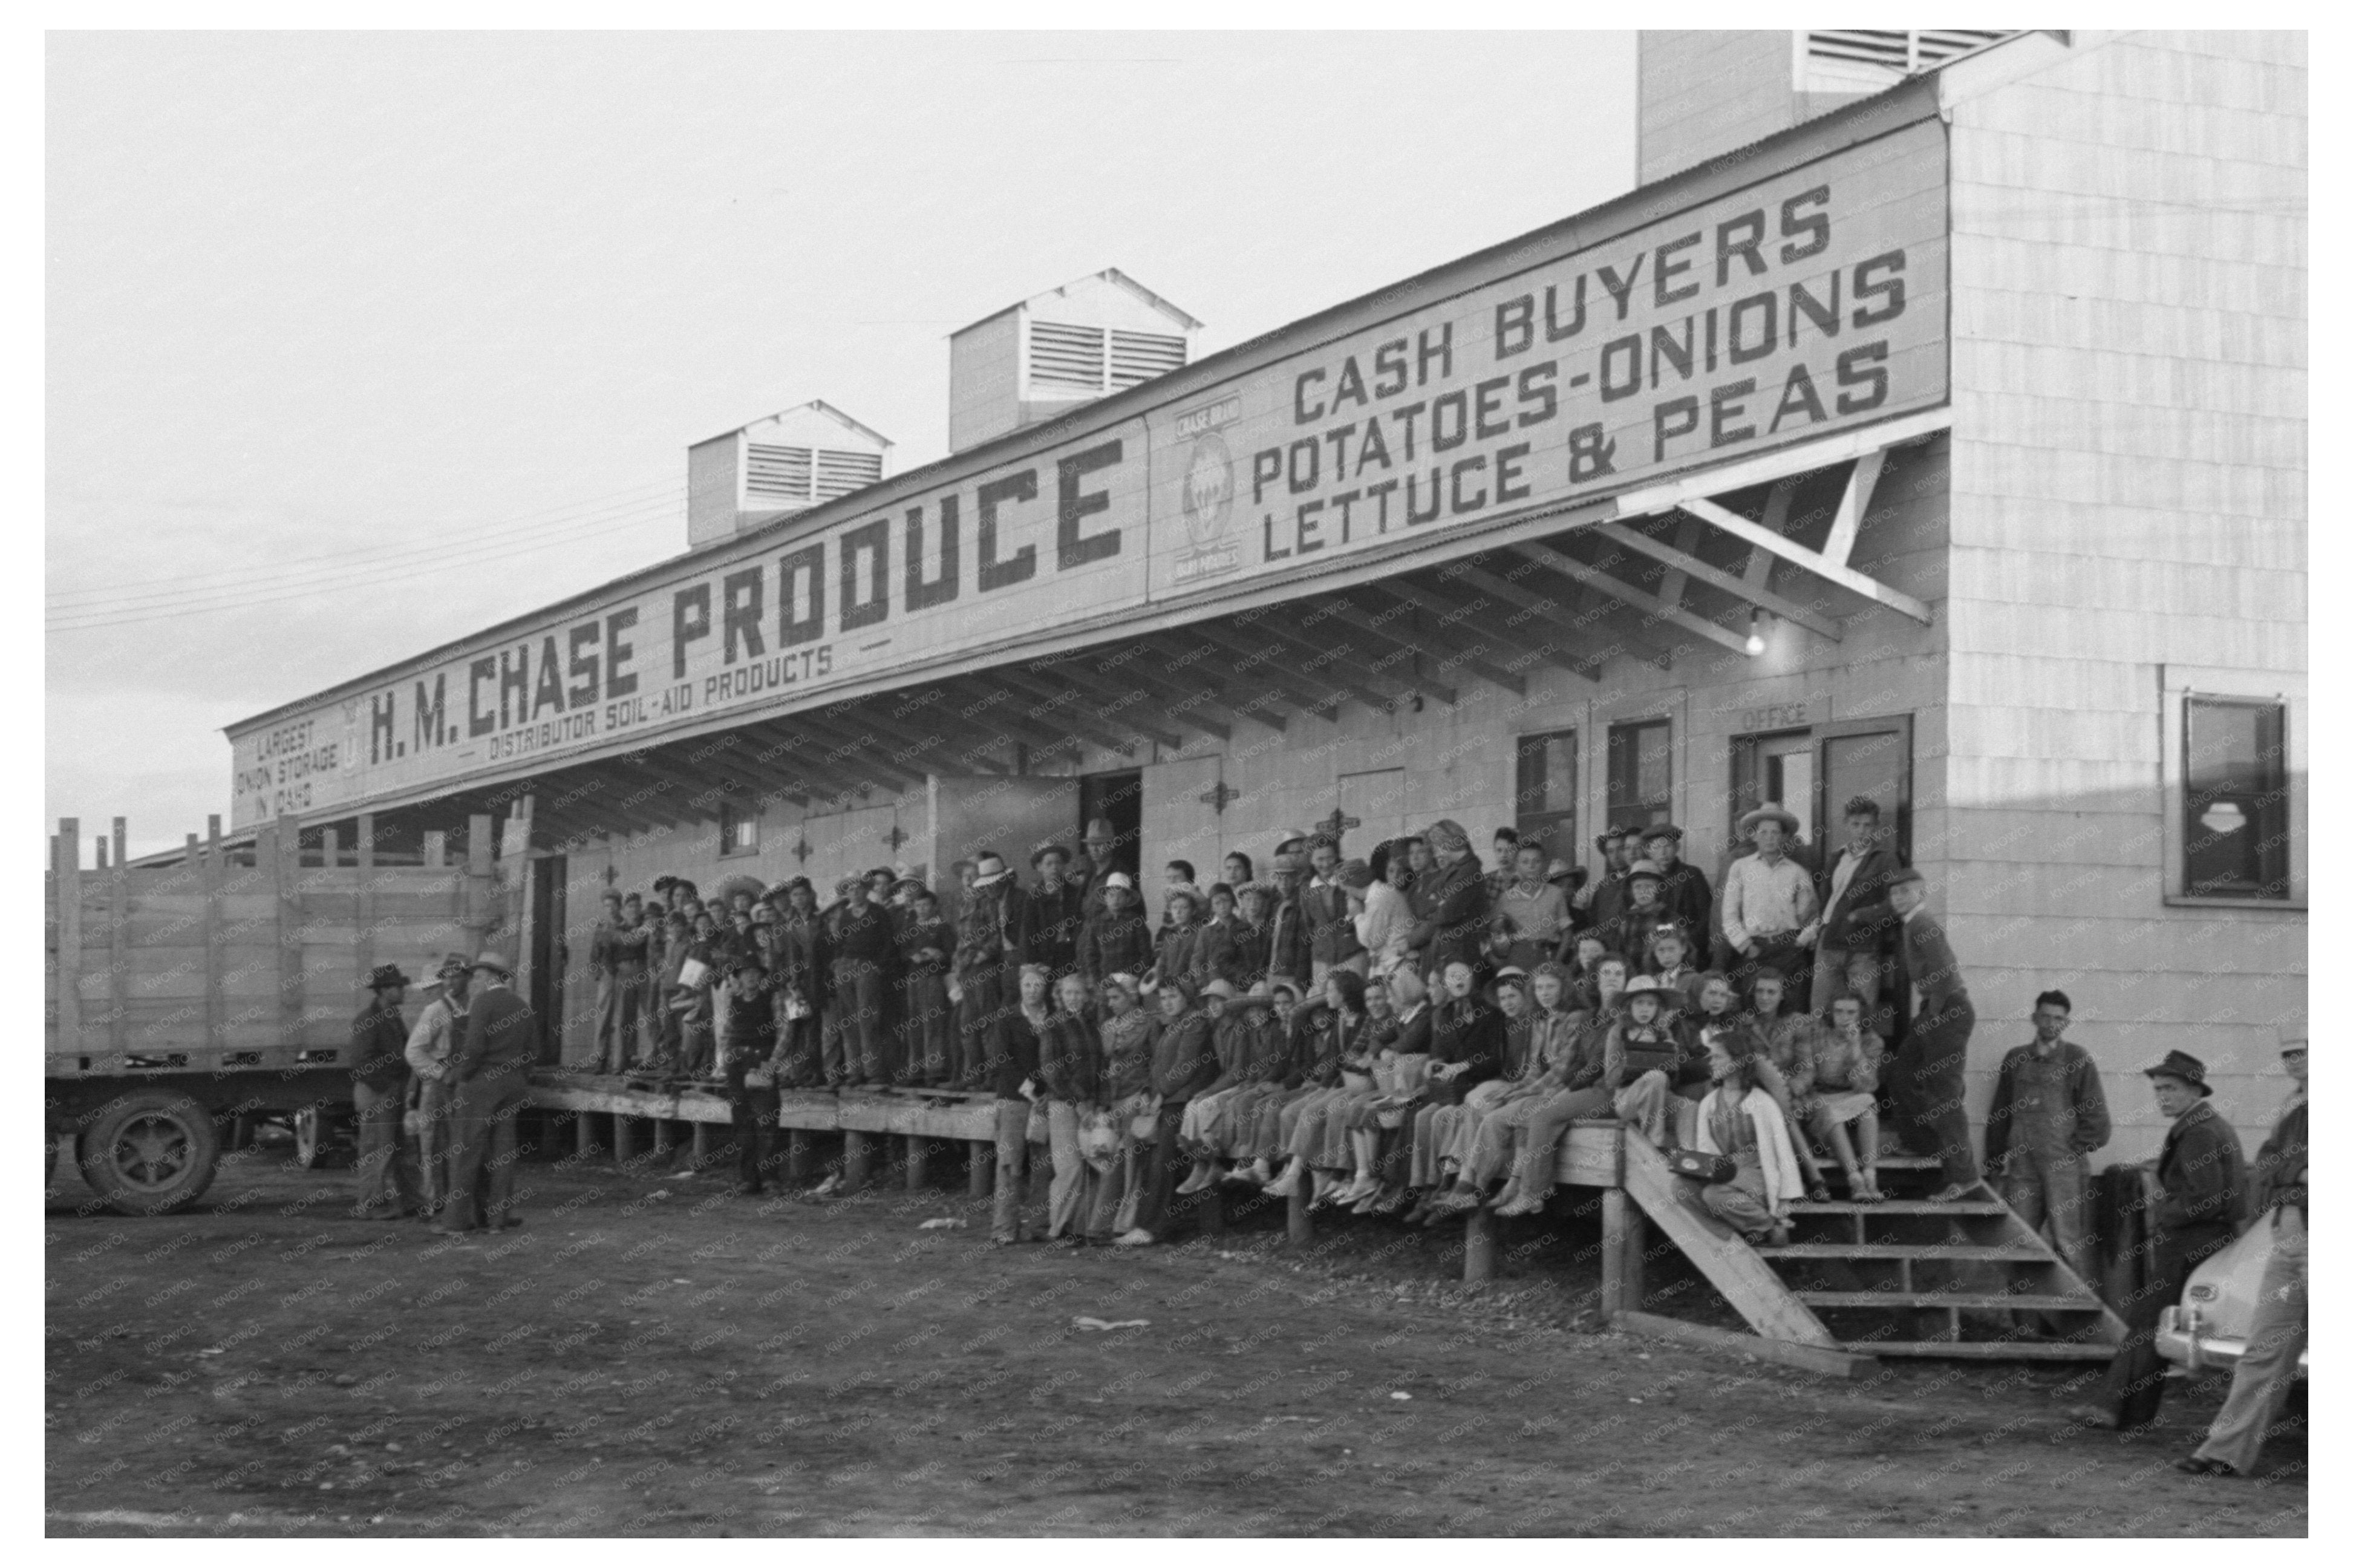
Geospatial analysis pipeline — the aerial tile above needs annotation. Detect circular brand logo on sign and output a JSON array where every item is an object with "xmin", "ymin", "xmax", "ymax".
[{"xmin": 1181, "ymin": 434, "xmax": 1234, "ymax": 550}]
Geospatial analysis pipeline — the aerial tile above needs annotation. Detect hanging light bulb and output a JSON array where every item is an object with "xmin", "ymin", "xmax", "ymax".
[{"xmin": 1744, "ymin": 609, "xmax": 1767, "ymax": 656}]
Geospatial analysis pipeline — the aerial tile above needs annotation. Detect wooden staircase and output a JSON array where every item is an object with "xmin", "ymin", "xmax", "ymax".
[{"xmin": 1618, "ymin": 1138, "xmax": 2126, "ymax": 1365}]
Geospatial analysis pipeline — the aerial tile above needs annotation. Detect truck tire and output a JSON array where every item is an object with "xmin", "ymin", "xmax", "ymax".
[{"xmin": 77, "ymin": 1090, "xmax": 220, "ymax": 1216}]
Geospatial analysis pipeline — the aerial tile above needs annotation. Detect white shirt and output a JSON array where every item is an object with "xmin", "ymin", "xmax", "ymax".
[
  {"xmin": 404, "ymin": 993, "xmax": 471, "ymax": 1082},
  {"xmin": 1721, "ymin": 853, "xmax": 1818, "ymax": 951},
  {"xmin": 1355, "ymin": 881, "xmax": 1414, "ymax": 969}
]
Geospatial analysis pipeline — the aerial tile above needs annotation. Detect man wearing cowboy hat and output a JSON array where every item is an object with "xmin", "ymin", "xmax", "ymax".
[
  {"xmin": 952, "ymin": 852, "xmax": 1022, "ymax": 1091},
  {"xmin": 350, "ymin": 962, "xmax": 423, "ymax": 1220},
  {"xmin": 1722, "ymin": 804, "xmax": 1819, "ymax": 1002},
  {"xmin": 2181, "ymin": 1021, "xmax": 2308, "ymax": 1477},
  {"xmin": 402, "ymin": 953, "xmax": 475, "ymax": 1219},
  {"xmin": 2069, "ymin": 1048, "xmax": 2247, "ymax": 1432},
  {"xmin": 437, "ymin": 953, "xmax": 538, "ymax": 1235}
]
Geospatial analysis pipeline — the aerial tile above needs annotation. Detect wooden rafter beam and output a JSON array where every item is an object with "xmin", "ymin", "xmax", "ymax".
[
  {"xmin": 779, "ymin": 712, "xmax": 931, "ymax": 790},
  {"xmin": 1459, "ymin": 554, "xmax": 1685, "ymax": 668},
  {"xmin": 1584, "ymin": 521, "xmax": 1844, "ymax": 641},
  {"xmin": 1259, "ymin": 612, "xmax": 1455, "ymax": 709},
  {"xmin": 1508, "ymin": 538, "xmax": 1754, "ymax": 659},
  {"xmin": 710, "ymin": 726, "xmax": 869, "ymax": 801},
  {"xmin": 1131, "ymin": 631, "xmax": 1314, "ymax": 729},
  {"xmin": 1678, "ymin": 494, "xmax": 1933, "ymax": 625},
  {"xmin": 994, "ymin": 669, "xmax": 1141, "ymax": 756},
  {"xmin": 946, "ymin": 681, "xmax": 1091, "ymax": 760},
  {"xmin": 1089, "ymin": 647, "xmax": 1250, "ymax": 738},
  {"xmin": 1326, "ymin": 591, "xmax": 1527, "ymax": 697},
  {"xmin": 1023, "ymin": 658, "xmax": 1189, "ymax": 750},
  {"xmin": 1192, "ymin": 621, "xmax": 1355, "ymax": 717},
  {"xmin": 829, "ymin": 692, "xmax": 1012, "ymax": 775},
  {"xmin": 1366, "ymin": 577, "xmax": 1604, "ymax": 684}
]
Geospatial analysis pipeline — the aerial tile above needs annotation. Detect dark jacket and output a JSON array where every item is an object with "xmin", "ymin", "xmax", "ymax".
[
  {"xmin": 1285, "ymin": 1001, "xmax": 1360, "ymax": 1090},
  {"xmin": 1149, "ymin": 1010, "xmax": 1219, "ymax": 1102},
  {"xmin": 1426, "ymin": 995, "xmax": 1507, "ymax": 1104},
  {"xmin": 1983, "ymin": 1039, "xmax": 2112, "ymax": 1169},
  {"xmin": 987, "ymin": 1007, "xmax": 1046, "ymax": 1100},
  {"xmin": 1303, "ymin": 880, "xmax": 1366, "ymax": 968},
  {"xmin": 1897, "ymin": 907, "xmax": 1970, "ymax": 1016},
  {"xmin": 1594, "ymin": 903, "xmax": 1695, "ymax": 973},
  {"xmin": 1019, "ymin": 881, "xmax": 1088, "ymax": 976},
  {"xmin": 1199, "ymin": 917, "xmax": 1273, "ymax": 991},
  {"xmin": 829, "ymin": 901, "xmax": 898, "ymax": 972},
  {"xmin": 1408, "ymin": 854, "xmax": 1491, "ymax": 976},
  {"xmin": 1388, "ymin": 1001, "xmax": 1435, "ymax": 1058},
  {"xmin": 1153, "ymin": 921, "xmax": 1204, "ymax": 988},
  {"xmin": 1100, "ymin": 1009, "xmax": 1158, "ymax": 1102},
  {"xmin": 1816, "ymin": 844, "xmax": 1904, "ymax": 953},
  {"xmin": 898, "ymin": 915, "xmax": 955, "ymax": 978},
  {"xmin": 452, "ymin": 984, "xmax": 538, "ymax": 1078},
  {"xmin": 1653, "ymin": 863, "xmax": 1715, "ymax": 958},
  {"xmin": 1264, "ymin": 897, "xmax": 1311, "ymax": 984},
  {"xmin": 1078, "ymin": 911, "xmax": 1155, "ymax": 986},
  {"xmin": 2250, "ymin": 1096, "xmax": 2308, "ymax": 1217},
  {"xmin": 720, "ymin": 980, "xmax": 777, "ymax": 1068},
  {"xmin": 771, "ymin": 912, "xmax": 826, "ymax": 1005},
  {"xmin": 1038, "ymin": 1010, "xmax": 1100, "ymax": 1103},
  {"xmin": 954, "ymin": 884, "xmax": 1017, "ymax": 979},
  {"xmin": 350, "ymin": 998, "xmax": 410, "ymax": 1091},
  {"xmin": 2153, "ymin": 1098, "xmax": 2247, "ymax": 1237}
]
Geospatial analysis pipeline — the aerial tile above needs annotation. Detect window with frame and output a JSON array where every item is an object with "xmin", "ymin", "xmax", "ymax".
[
  {"xmin": 719, "ymin": 800, "xmax": 759, "ymax": 860},
  {"xmin": 2183, "ymin": 696, "xmax": 2289, "ymax": 900},
  {"xmin": 1512, "ymin": 730, "xmax": 1578, "ymax": 857},
  {"xmin": 1606, "ymin": 719, "xmax": 1673, "ymax": 831}
]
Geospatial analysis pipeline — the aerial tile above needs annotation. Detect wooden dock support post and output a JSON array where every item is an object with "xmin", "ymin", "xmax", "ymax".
[
  {"xmin": 653, "ymin": 1118, "xmax": 676, "ymax": 1162},
  {"xmin": 788, "ymin": 1129, "xmax": 812, "ymax": 1185},
  {"xmin": 692, "ymin": 1121, "xmax": 715, "ymax": 1170},
  {"xmin": 1602, "ymin": 1187, "xmax": 1641, "ymax": 1316},
  {"xmin": 904, "ymin": 1135, "xmax": 928, "ymax": 1192},
  {"xmin": 613, "ymin": 1114, "xmax": 638, "ymax": 1165},
  {"xmin": 968, "ymin": 1140, "xmax": 992, "ymax": 1197},
  {"xmin": 1287, "ymin": 1174, "xmax": 1313, "ymax": 1245},
  {"xmin": 1463, "ymin": 1206, "xmax": 1497, "ymax": 1283},
  {"xmin": 844, "ymin": 1130, "xmax": 871, "ymax": 1191},
  {"xmin": 575, "ymin": 1112, "xmax": 596, "ymax": 1157}
]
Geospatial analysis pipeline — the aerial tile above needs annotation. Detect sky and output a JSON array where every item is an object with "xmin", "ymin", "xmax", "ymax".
[{"xmin": 47, "ymin": 30, "xmax": 1638, "ymax": 858}]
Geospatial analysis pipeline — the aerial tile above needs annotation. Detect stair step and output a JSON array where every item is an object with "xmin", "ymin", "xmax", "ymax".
[
  {"xmin": 1763, "ymin": 1243, "xmax": 2049, "ymax": 1262},
  {"xmin": 1791, "ymin": 1200, "xmax": 2011, "ymax": 1215},
  {"xmin": 1797, "ymin": 1291, "xmax": 2105, "ymax": 1312},
  {"xmin": 1841, "ymin": 1341, "xmax": 2118, "ymax": 1361}
]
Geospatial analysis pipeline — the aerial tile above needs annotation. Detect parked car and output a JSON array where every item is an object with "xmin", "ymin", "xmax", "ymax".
[{"xmin": 2156, "ymin": 1219, "xmax": 2311, "ymax": 1377}]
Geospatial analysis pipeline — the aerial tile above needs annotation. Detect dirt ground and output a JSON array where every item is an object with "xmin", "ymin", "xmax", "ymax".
[{"xmin": 45, "ymin": 1132, "xmax": 2308, "ymax": 1538}]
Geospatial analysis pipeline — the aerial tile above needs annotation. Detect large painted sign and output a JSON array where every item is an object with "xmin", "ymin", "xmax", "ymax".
[{"xmin": 230, "ymin": 120, "xmax": 1947, "ymax": 828}]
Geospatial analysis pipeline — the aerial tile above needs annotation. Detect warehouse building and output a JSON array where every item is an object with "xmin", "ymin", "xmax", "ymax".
[{"xmin": 224, "ymin": 29, "xmax": 2306, "ymax": 1160}]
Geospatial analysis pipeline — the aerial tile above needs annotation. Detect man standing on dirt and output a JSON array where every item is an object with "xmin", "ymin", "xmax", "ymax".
[
  {"xmin": 1982, "ymin": 989, "xmax": 2109, "ymax": 1282},
  {"xmin": 350, "ymin": 963, "xmax": 422, "ymax": 1220},
  {"xmin": 402, "ymin": 953, "xmax": 472, "ymax": 1220},
  {"xmin": 438, "ymin": 953, "xmax": 538, "ymax": 1236}
]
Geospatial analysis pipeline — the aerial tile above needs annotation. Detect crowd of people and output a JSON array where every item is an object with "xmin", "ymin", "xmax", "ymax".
[{"xmin": 344, "ymin": 795, "xmax": 2306, "ymax": 1481}]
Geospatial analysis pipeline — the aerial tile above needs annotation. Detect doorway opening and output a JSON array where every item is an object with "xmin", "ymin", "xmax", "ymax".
[{"xmin": 1079, "ymin": 769, "xmax": 1143, "ymax": 880}]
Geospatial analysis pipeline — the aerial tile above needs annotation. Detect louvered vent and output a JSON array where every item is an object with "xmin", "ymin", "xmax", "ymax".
[
  {"xmin": 1030, "ymin": 320, "xmax": 1108, "ymax": 390},
  {"xmin": 1807, "ymin": 29, "xmax": 2015, "ymax": 73},
  {"xmin": 1109, "ymin": 330, "xmax": 1186, "ymax": 390},
  {"xmin": 745, "ymin": 443, "xmax": 814, "ymax": 500},
  {"xmin": 813, "ymin": 449, "xmax": 884, "ymax": 503}
]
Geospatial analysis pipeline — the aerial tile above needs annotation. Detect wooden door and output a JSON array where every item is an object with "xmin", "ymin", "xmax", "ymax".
[
  {"xmin": 1814, "ymin": 715, "xmax": 1913, "ymax": 865},
  {"xmin": 1142, "ymin": 755, "xmax": 1224, "ymax": 888},
  {"xmin": 1336, "ymin": 768, "xmax": 1410, "ymax": 860}
]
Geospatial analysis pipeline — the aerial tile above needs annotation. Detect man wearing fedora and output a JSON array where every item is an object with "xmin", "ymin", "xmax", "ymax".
[
  {"xmin": 2181, "ymin": 1023, "xmax": 2308, "ymax": 1477},
  {"xmin": 2069, "ymin": 1048, "xmax": 2247, "ymax": 1431},
  {"xmin": 350, "ymin": 962, "xmax": 423, "ymax": 1220},
  {"xmin": 1722, "ymin": 804, "xmax": 1818, "ymax": 1004},
  {"xmin": 437, "ymin": 953, "xmax": 539, "ymax": 1236},
  {"xmin": 402, "ymin": 953, "xmax": 474, "ymax": 1219},
  {"xmin": 953, "ymin": 852, "xmax": 1022, "ymax": 1092},
  {"xmin": 1640, "ymin": 824, "xmax": 1715, "ymax": 969},
  {"xmin": 1075, "ymin": 815, "xmax": 1126, "ymax": 921},
  {"xmin": 1881, "ymin": 867, "xmax": 1982, "ymax": 1203},
  {"xmin": 1020, "ymin": 844, "xmax": 1088, "ymax": 982}
]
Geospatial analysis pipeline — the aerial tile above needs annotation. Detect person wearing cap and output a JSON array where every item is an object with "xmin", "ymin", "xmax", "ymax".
[
  {"xmin": 1692, "ymin": 1028, "xmax": 1803, "ymax": 1247},
  {"xmin": 349, "ymin": 962, "xmax": 423, "ymax": 1220},
  {"xmin": 717, "ymin": 955, "xmax": 782, "ymax": 1194},
  {"xmin": 1639, "ymin": 825, "xmax": 1714, "ymax": 966},
  {"xmin": 1116, "ymin": 976, "xmax": 1221, "ymax": 1246},
  {"xmin": 1881, "ymin": 867, "xmax": 1982, "ymax": 1202},
  {"xmin": 2181, "ymin": 1024, "xmax": 2308, "ymax": 1477},
  {"xmin": 2070, "ymin": 1050, "xmax": 2247, "ymax": 1432},
  {"xmin": 1087, "ymin": 973, "xmax": 1158, "ymax": 1243},
  {"xmin": 1489, "ymin": 840, "xmax": 1570, "ymax": 974},
  {"xmin": 1264, "ymin": 852, "xmax": 1313, "ymax": 993},
  {"xmin": 1405, "ymin": 819, "xmax": 1491, "ymax": 985},
  {"xmin": 403, "ymin": 954, "xmax": 474, "ymax": 1219},
  {"xmin": 1607, "ymin": 974, "xmax": 1708, "ymax": 1148},
  {"xmin": 1075, "ymin": 816, "xmax": 1124, "ymax": 921},
  {"xmin": 953, "ymin": 853, "xmax": 1022, "ymax": 1093},
  {"xmin": 1356, "ymin": 846, "xmax": 1417, "ymax": 978},
  {"xmin": 1302, "ymin": 836, "xmax": 1369, "ymax": 985},
  {"xmin": 1078, "ymin": 872, "xmax": 1154, "ymax": 988},
  {"xmin": 827, "ymin": 872, "xmax": 899, "ymax": 1089},
  {"xmin": 1018, "ymin": 844, "xmax": 1087, "ymax": 982},
  {"xmin": 1578, "ymin": 825, "xmax": 1641, "ymax": 932},
  {"xmin": 589, "ymin": 889, "xmax": 641, "ymax": 1076},
  {"xmin": 1201, "ymin": 882, "xmax": 1276, "ymax": 991},
  {"xmin": 896, "ymin": 885, "xmax": 956, "ymax": 1087},
  {"xmin": 1722, "ymin": 805, "xmax": 1818, "ymax": 1004},
  {"xmin": 1804, "ymin": 796, "xmax": 1904, "ymax": 1036},
  {"xmin": 1592, "ymin": 860, "xmax": 1682, "ymax": 969},
  {"xmin": 438, "ymin": 954, "xmax": 538, "ymax": 1235},
  {"xmin": 1983, "ymin": 989, "xmax": 2111, "ymax": 1284},
  {"xmin": 1150, "ymin": 884, "xmax": 1206, "ymax": 993}
]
